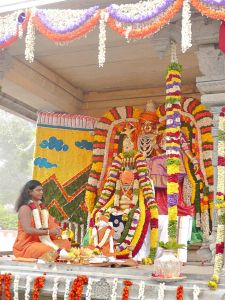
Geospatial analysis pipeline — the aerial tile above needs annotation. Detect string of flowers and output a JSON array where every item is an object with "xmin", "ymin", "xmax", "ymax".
[
  {"xmin": 98, "ymin": 10, "xmax": 109, "ymax": 68},
  {"xmin": 208, "ymin": 108, "xmax": 225, "ymax": 290},
  {"xmin": 64, "ymin": 278, "xmax": 71, "ymax": 300},
  {"xmin": 193, "ymin": 285, "xmax": 200, "ymax": 300},
  {"xmin": 68, "ymin": 276, "xmax": 88, "ymax": 300},
  {"xmin": 190, "ymin": 0, "xmax": 225, "ymax": 20},
  {"xmin": 181, "ymin": 0, "xmax": 192, "ymax": 53},
  {"xmin": 25, "ymin": 8, "xmax": 36, "ymax": 63},
  {"xmin": 176, "ymin": 285, "xmax": 183, "ymax": 300},
  {"xmin": 157, "ymin": 282, "xmax": 165, "ymax": 300},
  {"xmin": 121, "ymin": 280, "xmax": 133, "ymax": 300},
  {"xmin": 111, "ymin": 278, "xmax": 118, "ymax": 300},
  {"xmin": 85, "ymin": 277, "xmax": 93, "ymax": 300},
  {"xmin": 52, "ymin": 277, "xmax": 60, "ymax": 300},
  {"xmin": 138, "ymin": 281, "xmax": 145, "ymax": 300},
  {"xmin": 107, "ymin": 0, "xmax": 183, "ymax": 39},
  {"xmin": 166, "ymin": 43, "xmax": 182, "ymax": 243},
  {"xmin": 13, "ymin": 274, "xmax": 20, "ymax": 300},
  {"xmin": 0, "ymin": 273, "xmax": 3, "ymax": 299},
  {"xmin": 33, "ymin": 276, "xmax": 45, "ymax": 300},
  {"xmin": 25, "ymin": 276, "xmax": 32, "ymax": 300},
  {"xmin": 107, "ymin": 0, "xmax": 175, "ymax": 23},
  {"xmin": 4, "ymin": 273, "xmax": 12, "ymax": 300}
]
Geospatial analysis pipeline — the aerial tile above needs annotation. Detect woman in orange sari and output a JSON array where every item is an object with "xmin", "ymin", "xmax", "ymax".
[{"xmin": 13, "ymin": 180, "xmax": 70, "ymax": 259}]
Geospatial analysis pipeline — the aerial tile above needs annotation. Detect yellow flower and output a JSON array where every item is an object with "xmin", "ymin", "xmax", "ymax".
[{"xmin": 167, "ymin": 182, "xmax": 179, "ymax": 194}]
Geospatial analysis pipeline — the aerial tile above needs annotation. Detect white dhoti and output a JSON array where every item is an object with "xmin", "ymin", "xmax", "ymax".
[
  {"xmin": 133, "ymin": 224, "xmax": 150, "ymax": 261},
  {"xmin": 156, "ymin": 214, "xmax": 193, "ymax": 263}
]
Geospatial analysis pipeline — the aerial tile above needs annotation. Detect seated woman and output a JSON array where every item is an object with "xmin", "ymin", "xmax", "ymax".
[{"xmin": 13, "ymin": 180, "xmax": 71, "ymax": 259}]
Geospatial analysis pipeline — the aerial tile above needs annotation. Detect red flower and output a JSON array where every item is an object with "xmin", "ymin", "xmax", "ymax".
[{"xmin": 28, "ymin": 202, "xmax": 37, "ymax": 210}]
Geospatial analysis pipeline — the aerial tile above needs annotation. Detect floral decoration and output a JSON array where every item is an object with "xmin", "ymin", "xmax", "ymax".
[
  {"xmin": 208, "ymin": 108, "xmax": 225, "ymax": 290},
  {"xmin": 52, "ymin": 277, "xmax": 60, "ymax": 300},
  {"xmin": 190, "ymin": 0, "xmax": 225, "ymax": 19},
  {"xmin": 176, "ymin": 285, "xmax": 183, "ymax": 300},
  {"xmin": 25, "ymin": 275, "xmax": 32, "ymax": 300},
  {"xmin": 138, "ymin": 281, "xmax": 145, "ymax": 300},
  {"xmin": 13, "ymin": 274, "xmax": 20, "ymax": 300},
  {"xmin": 33, "ymin": 276, "xmax": 45, "ymax": 300},
  {"xmin": 64, "ymin": 278, "xmax": 71, "ymax": 300},
  {"xmin": 68, "ymin": 275, "xmax": 88, "ymax": 300},
  {"xmin": 122, "ymin": 280, "xmax": 133, "ymax": 300},
  {"xmin": 193, "ymin": 285, "xmax": 200, "ymax": 300},
  {"xmin": 157, "ymin": 282, "xmax": 165, "ymax": 300},
  {"xmin": 111, "ymin": 278, "xmax": 118, "ymax": 300},
  {"xmin": 181, "ymin": 0, "xmax": 192, "ymax": 53}
]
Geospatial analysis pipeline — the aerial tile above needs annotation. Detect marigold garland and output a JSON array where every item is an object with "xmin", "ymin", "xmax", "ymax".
[
  {"xmin": 176, "ymin": 285, "xmax": 184, "ymax": 300},
  {"xmin": 2, "ymin": 273, "xmax": 12, "ymax": 300},
  {"xmin": 190, "ymin": 0, "xmax": 225, "ymax": 20},
  {"xmin": 107, "ymin": 0, "xmax": 183, "ymax": 38},
  {"xmin": 122, "ymin": 280, "xmax": 133, "ymax": 300},
  {"xmin": 33, "ymin": 276, "xmax": 45, "ymax": 300},
  {"xmin": 68, "ymin": 275, "xmax": 88, "ymax": 300},
  {"xmin": 33, "ymin": 11, "xmax": 100, "ymax": 42}
]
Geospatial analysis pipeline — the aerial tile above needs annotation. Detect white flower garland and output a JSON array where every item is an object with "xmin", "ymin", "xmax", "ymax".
[
  {"xmin": 24, "ymin": 276, "xmax": 32, "ymax": 300},
  {"xmin": 86, "ymin": 277, "xmax": 93, "ymax": 300},
  {"xmin": 193, "ymin": 285, "xmax": 200, "ymax": 300},
  {"xmin": 0, "ymin": 11, "xmax": 19, "ymax": 38},
  {"xmin": 64, "ymin": 278, "xmax": 71, "ymax": 300},
  {"xmin": 98, "ymin": 10, "xmax": 109, "ymax": 68},
  {"xmin": 29, "ymin": 200, "xmax": 59, "ymax": 251},
  {"xmin": 25, "ymin": 8, "xmax": 36, "ymax": 63},
  {"xmin": 157, "ymin": 283, "xmax": 165, "ymax": 300},
  {"xmin": 170, "ymin": 41, "xmax": 178, "ymax": 63},
  {"xmin": 181, "ymin": 0, "xmax": 192, "ymax": 53},
  {"xmin": 52, "ymin": 277, "xmax": 60, "ymax": 300},
  {"xmin": 111, "ymin": 278, "xmax": 118, "ymax": 300},
  {"xmin": 138, "ymin": 281, "xmax": 145, "ymax": 300},
  {"xmin": 13, "ymin": 274, "xmax": 20, "ymax": 300}
]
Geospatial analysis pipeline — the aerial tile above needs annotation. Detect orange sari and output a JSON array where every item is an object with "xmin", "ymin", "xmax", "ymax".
[{"xmin": 13, "ymin": 211, "xmax": 70, "ymax": 258}]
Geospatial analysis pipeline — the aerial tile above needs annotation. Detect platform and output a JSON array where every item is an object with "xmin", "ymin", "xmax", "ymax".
[{"xmin": 0, "ymin": 258, "xmax": 224, "ymax": 299}]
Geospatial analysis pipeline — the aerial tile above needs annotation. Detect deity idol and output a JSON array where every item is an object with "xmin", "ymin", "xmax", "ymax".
[
  {"xmin": 91, "ymin": 124, "xmax": 158, "ymax": 260},
  {"xmin": 138, "ymin": 101, "xmax": 199, "ymax": 262}
]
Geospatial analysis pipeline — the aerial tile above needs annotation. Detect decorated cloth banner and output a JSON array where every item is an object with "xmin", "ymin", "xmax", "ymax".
[
  {"xmin": 33, "ymin": 112, "xmax": 96, "ymax": 227},
  {"xmin": 1, "ymin": 1, "xmax": 225, "ymax": 65}
]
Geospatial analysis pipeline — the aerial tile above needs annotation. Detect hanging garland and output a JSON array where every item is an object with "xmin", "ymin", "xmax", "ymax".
[
  {"xmin": 166, "ymin": 44, "xmax": 182, "ymax": 242},
  {"xmin": 121, "ymin": 280, "xmax": 133, "ymax": 300},
  {"xmin": 157, "ymin": 282, "xmax": 166, "ymax": 300},
  {"xmin": 68, "ymin": 276, "xmax": 88, "ymax": 300},
  {"xmin": 25, "ymin": 276, "xmax": 32, "ymax": 300},
  {"xmin": 33, "ymin": 9, "xmax": 100, "ymax": 42},
  {"xmin": 176, "ymin": 285, "xmax": 183, "ymax": 300},
  {"xmin": 190, "ymin": 0, "xmax": 225, "ymax": 19},
  {"xmin": 33, "ymin": 276, "xmax": 45, "ymax": 300},
  {"xmin": 13, "ymin": 274, "xmax": 20, "ymax": 300},
  {"xmin": 208, "ymin": 108, "xmax": 225, "ymax": 290},
  {"xmin": 107, "ymin": 0, "xmax": 183, "ymax": 39}
]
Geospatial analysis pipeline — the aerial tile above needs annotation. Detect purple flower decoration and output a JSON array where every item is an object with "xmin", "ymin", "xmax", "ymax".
[
  {"xmin": 18, "ymin": 12, "xmax": 26, "ymax": 24},
  {"xmin": 202, "ymin": 0, "xmax": 225, "ymax": 6}
]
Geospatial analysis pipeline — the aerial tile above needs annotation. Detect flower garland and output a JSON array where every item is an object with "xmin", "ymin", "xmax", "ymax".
[
  {"xmin": 13, "ymin": 274, "xmax": 20, "ymax": 300},
  {"xmin": 86, "ymin": 277, "xmax": 93, "ymax": 300},
  {"xmin": 157, "ymin": 282, "xmax": 165, "ymax": 300},
  {"xmin": 28, "ymin": 200, "xmax": 59, "ymax": 251},
  {"xmin": 111, "ymin": 278, "xmax": 118, "ymax": 300},
  {"xmin": 68, "ymin": 276, "xmax": 88, "ymax": 300},
  {"xmin": 33, "ymin": 9, "xmax": 100, "ymax": 42},
  {"xmin": 98, "ymin": 10, "xmax": 109, "ymax": 68},
  {"xmin": 64, "ymin": 278, "xmax": 71, "ymax": 300},
  {"xmin": 138, "ymin": 281, "xmax": 145, "ymax": 300},
  {"xmin": 193, "ymin": 285, "xmax": 200, "ymax": 300},
  {"xmin": 25, "ymin": 8, "xmax": 36, "ymax": 63},
  {"xmin": 107, "ymin": 0, "xmax": 175, "ymax": 23},
  {"xmin": 33, "ymin": 276, "xmax": 45, "ymax": 300},
  {"xmin": 3, "ymin": 273, "xmax": 12, "ymax": 300},
  {"xmin": 107, "ymin": 0, "xmax": 183, "ymax": 39},
  {"xmin": 122, "ymin": 280, "xmax": 133, "ymax": 300},
  {"xmin": 181, "ymin": 0, "xmax": 192, "ymax": 53},
  {"xmin": 176, "ymin": 285, "xmax": 183, "ymax": 300},
  {"xmin": 190, "ymin": 0, "xmax": 225, "ymax": 20},
  {"xmin": 52, "ymin": 277, "xmax": 60, "ymax": 300},
  {"xmin": 208, "ymin": 108, "xmax": 225, "ymax": 290},
  {"xmin": 25, "ymin": 276, "xmax": 32, "ymax": 300},
  {"xmin": 166, "ymin": 47, "xmax": 182, "ymax": 242}
]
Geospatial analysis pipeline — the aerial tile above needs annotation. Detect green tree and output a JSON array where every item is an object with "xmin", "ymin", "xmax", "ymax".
[{"xmin": 0, "ymin": 110, "xmax": 35, "ymax": 228}]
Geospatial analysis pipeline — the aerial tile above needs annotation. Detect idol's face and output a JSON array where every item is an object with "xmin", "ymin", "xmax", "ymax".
[{"xmin": 142, "ymin": 121, "xmax": 158, "ymax": 135}]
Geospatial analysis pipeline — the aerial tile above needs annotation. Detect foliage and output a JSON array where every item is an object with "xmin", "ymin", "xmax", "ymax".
[
  {"xmin": 0, "ymin": 204, "xmax": 17, "ymax": 229},
  {"xmin": 158, "ymin": 241, "xmax": 186, "ymax": 250},
  {"xmin": 0, "ymin": 110, "xmax": 35, "ymax": 209}
]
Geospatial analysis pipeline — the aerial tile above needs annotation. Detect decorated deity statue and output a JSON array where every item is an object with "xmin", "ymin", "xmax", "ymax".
[
  {"xmin": 137, "ymin": 101, "xmax": 206, "ymax": 262},
  {"xmin": 89, "ymin": 213, "xmax": 115, "ymax": 256},
  {"xmin": 90, "ymin": 123, "xmax": 158, "ymax": 260}
]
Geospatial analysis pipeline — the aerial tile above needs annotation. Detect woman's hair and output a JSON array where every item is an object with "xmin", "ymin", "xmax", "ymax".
[{"xmin": 15, "ymin": 180, "xmax": 42, "ymax": 212}]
